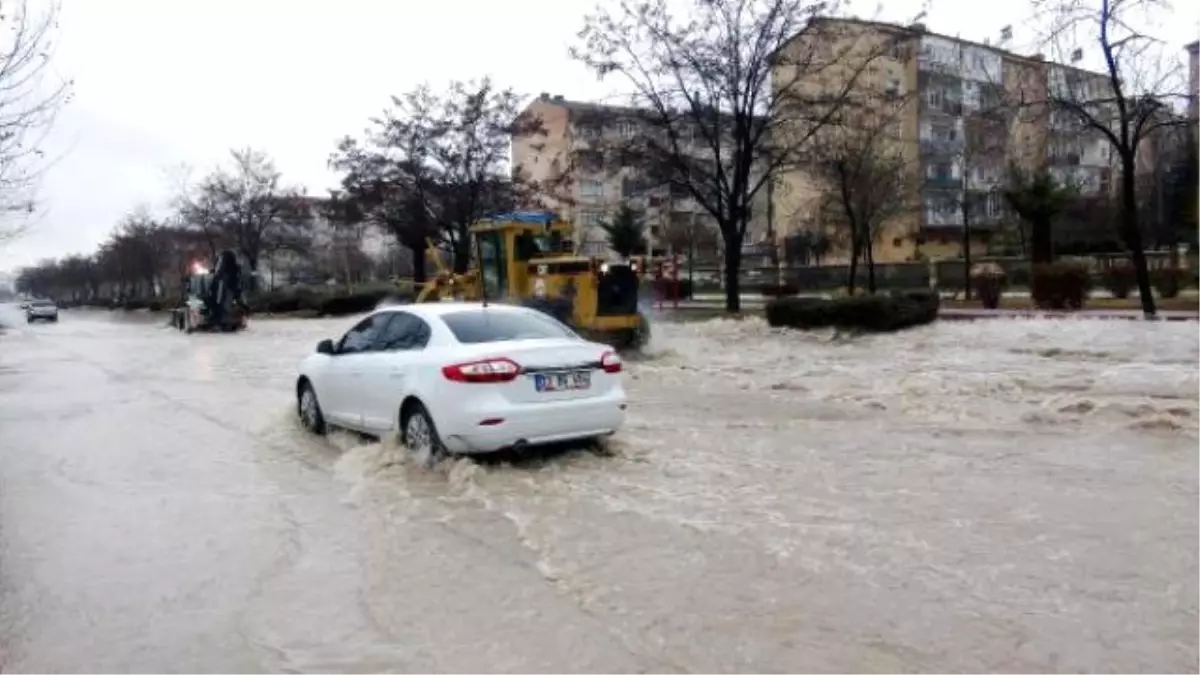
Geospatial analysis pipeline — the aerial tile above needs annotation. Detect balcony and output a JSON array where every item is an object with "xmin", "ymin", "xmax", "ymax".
[{"xmin": 924, "ymin": 172, "xmax": 961, "ymax": 189}]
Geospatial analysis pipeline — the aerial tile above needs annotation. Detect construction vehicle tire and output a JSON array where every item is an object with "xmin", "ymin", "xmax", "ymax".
[{"xmin": 632, "ymin": 312, "xmax": 651, "ymax": 348}]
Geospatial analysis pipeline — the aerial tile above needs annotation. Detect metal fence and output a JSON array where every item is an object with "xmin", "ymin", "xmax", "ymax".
[{"xmin": 683, "ymin": 250, "xmax": 1196, "ymax": 293}]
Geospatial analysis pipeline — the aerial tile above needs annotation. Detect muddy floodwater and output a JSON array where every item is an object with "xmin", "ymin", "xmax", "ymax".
[{"xmin": 0, "ymin": 305, "xmax": 1196, "ymax": 673}]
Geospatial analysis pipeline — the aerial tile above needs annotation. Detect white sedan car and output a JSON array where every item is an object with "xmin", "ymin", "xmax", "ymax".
[{"xmin": 296, "ymin": 302, "xmax": 628, "ymax": 460}]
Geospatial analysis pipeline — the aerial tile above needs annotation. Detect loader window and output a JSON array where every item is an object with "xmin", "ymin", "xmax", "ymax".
[
  {"xmin": 515, "ymin": 232, "xmax": 566, "ymax": 260},
  {"xmin": 477, "ymin": 231, "xmax": 507, "ymax": 299}
]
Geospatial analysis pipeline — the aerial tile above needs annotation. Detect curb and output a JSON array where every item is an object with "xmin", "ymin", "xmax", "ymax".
[{"xmin": 939, "ymin": 309, "xmax": 1199, "ymax": 322}]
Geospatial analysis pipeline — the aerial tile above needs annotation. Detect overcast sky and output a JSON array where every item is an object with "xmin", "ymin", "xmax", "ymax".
[{"xmin": 0, "ymin": 0, "xmax": 1195, "ymax": 272}]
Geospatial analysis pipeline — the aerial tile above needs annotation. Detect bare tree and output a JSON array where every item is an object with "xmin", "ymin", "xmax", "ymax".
[
  {"xmin": 427, "ymin": 79, "xmax": 533, "ymax": 271},
  {"xmin": 0, "ymin": 0, "xmax": 72, "ymax": 245},
  {"xmin": 332, "ymin": 80, "xmax": 534, "ymax": 280},
  {"xmin": 331, "ymin": 133, "xmax": 438, "ymax": 283},
  {"xmin": 1030, "ymin": 0, "xmax": 1189, "ymax": 317},
  {"xmin": 16, "ymin": 215, "xmax": 213, "ymax": 303},
  {"xmin": 807, "ymin": 98, "xmax": 920, "ymax": 294},
  {"xmin": 185, "ymin": 148, "xmax": 313, "ymax": 274},
  {"xmin": 571, "ymin": 0, "xmax": 910, "ymax": 312}
]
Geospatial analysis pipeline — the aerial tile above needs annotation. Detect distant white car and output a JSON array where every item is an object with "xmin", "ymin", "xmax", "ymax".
[
  {"xmin": 25, "ymin": 300, "xmax": 58, "ymax": 323},
  {"xmin": 296, "ymin": 302, "xmax": 628, "ymax": 460}
]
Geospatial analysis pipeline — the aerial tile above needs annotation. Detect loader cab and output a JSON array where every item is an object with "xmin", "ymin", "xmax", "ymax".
[
  {"xmin": 474, "ymin": 228, "xmax": 509, "ymax": 300},
  {"xmin": 471, "ymin": 211, "xmax": 577, "ymax": 300}
]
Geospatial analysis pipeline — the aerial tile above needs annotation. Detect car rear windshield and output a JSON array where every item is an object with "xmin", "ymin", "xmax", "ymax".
[
  {"xmin": 440, "ymin": 309, "xmax": 573, "ymax": 344},
  {"xmin": 32, "ymin": 301, "xmax": 54, "ymax": 307}
]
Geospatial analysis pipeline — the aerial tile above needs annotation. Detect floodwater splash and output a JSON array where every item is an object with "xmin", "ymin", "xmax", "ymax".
[{"xmin": 3, "ymin": 302, "xmax": 1195, "ymax": 673}]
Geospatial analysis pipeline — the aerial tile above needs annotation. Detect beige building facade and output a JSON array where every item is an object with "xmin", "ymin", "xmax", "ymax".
[
  {"xmin": 511, "ymin": 94, "xmax": 772, "ymax": 258},
  {"xmin": 772, "ymin": 17, "xmax": 1114, "ymax": 263}
]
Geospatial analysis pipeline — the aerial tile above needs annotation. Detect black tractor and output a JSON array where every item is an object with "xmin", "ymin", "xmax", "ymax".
[{"xmin": 171, "ymin": 250, "xmax": 250, "ymax": 333}]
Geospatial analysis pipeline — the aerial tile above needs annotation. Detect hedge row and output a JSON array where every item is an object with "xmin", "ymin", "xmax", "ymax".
[
  {"xmin": 765, "ymin": 290, "xmax": 940, "ymax": 332},
  {"xmin": 248, "ymin": 288, "xmax": 408, "ymax": 316},
  {"xmin": 1031, "ymin": 262, "xmax": 1195, "ymax": 309},
  {"xmin": 62, "ymin": 289, "xmax": 410, "ymax": 317},
  {"xmin": 1100, "ymin": 265, "xmax": 1196, "ymax": 300}
]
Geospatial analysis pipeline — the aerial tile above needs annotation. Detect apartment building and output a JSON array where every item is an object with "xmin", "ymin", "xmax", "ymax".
[
  {"xmin": 773, "ymin": 17, "xmax": 1113, "ymax": 262},
  {"xmin": 259, "ymin": 195, "xmax": 389, "ymax": 286},
  {"xmin": 511, "ymin": 94, "xmax": 772, "ymax": 257}
]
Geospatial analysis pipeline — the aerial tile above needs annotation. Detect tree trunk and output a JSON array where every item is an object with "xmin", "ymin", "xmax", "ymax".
[
  {"xmin": 961, "ymin": 202, "xmax": 973, "ymax": 300},
  {"xmin": 865, "ymin": 241, "xmax": 877, "ymax": 294},
  {"xmin": 410, "ymin": 244, "xmax": 428, "ymax": 284},
  {"xmin": 1030, "ymin": 217, "xmax": 1054, "ymax": 265},
  {"xmin": 846, "ymin": 237, "xmax": 860, "ymax": 296},
  {"xmin": 721, "ymin": 232, "xmax": 742, "ymax": 314},
  {"xmin": 1120, "ymin": 156, "xmax": 1157, "ymax": 317},
  {"xmin": 453, "ymin": 228, "xmax": 471, "ymax": 274}
]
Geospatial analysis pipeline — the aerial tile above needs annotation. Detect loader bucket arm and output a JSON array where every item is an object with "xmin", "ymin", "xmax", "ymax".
[
  {"xmin": 427, "ymin": 237, "xmax": 450, "ymax": 276},
  {"xmin": 415, "ymin": 237, "xmax": 453, "ymax": 303}
]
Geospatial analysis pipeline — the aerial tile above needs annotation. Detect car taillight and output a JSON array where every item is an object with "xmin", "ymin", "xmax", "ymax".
[
  {"xmin": 442, "ymin": 357, "xmax": 521, "ymax": 383},
  {"xmin": 601, "ymin": 351, "xmax": 622, "ymax": 374}
]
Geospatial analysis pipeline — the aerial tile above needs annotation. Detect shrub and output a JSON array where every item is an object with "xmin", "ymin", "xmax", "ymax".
[
  {"xmin": 758, "ymin": 282, "xmax": 799, "ymax": 298},
  {"xmin": 1151, "ymin": 268, "xmax": 1188, "ymax": 299},
  {"xmin": 1031, "ymin": 260, "xmax": 1092, "ymax": 310},
  {"xmin": 1100, "ymin": 263, "xmax": 1136, "ymax": 299},
  {"xmin": 765, "ymin": 289, "xmax": 939, "ymax": 332},
  {"xmin": 317, "ymin": 290, "xmax": 393, "ymax": 316},
  {"xmin": 969, "ymin": 262, "xmax": 1007, "ymax": 309}
]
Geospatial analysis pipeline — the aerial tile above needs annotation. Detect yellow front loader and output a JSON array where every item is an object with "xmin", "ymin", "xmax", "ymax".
[{"xmin": 415, "ymin": 211, "xmax": 649, "ymax": 349}]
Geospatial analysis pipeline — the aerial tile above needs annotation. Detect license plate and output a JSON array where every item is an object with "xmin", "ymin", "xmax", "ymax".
[{"xmin": 534, "ymin": 370, "xmax": 591, "ymax": 392}]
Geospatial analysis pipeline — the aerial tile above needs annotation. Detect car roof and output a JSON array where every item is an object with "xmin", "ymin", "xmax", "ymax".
[{"xmin": 372, "ymin": 302, "xmax": 530, "ymax": 320}]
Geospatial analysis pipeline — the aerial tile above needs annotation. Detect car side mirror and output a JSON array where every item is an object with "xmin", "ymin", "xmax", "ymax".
[{"xmin": 316, "ymin": 339, "xmax": 336, "ymax": 355}]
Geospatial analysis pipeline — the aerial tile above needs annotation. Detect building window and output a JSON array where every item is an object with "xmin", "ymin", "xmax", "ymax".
[
  {"xmin": 621, "ymin": 176, "xmax": 641, "ymax": 198},
  {"xmin": 579, "ymin": 180, "xmax": 604, "ymax": 198},
  {"xmin": 930, "ymin": 122, "xmax": 957, "ymax": 142},
  {"xmin": 576, "ymin": 149, "xmax": 604, "ymax": 172},
  {"xmin": 927, "ymin": 162, "xmax": 955, "ymax": 182},
  {"xmin": 578, "ymin": 210, "xmax": 604, "ymax": 228},
  {"xmin": 576, "ymin": 123, "xmax": 602, "ymax": 139}
]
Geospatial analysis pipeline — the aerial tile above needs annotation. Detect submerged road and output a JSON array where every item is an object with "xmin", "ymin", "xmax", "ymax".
[{"xmin": 0, "ymin": 305, "xmax": 1196, "ymax": 672}]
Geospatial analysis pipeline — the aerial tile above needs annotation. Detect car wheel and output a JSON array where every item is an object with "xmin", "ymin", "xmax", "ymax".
[
  {"xmin": 297, "ymin": 381, "xmax": 326, "ymax": 435},
  {"xmin": 401, "ymin": 402, "xmax": 446, "ymax": 467}
]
